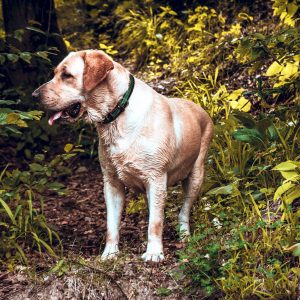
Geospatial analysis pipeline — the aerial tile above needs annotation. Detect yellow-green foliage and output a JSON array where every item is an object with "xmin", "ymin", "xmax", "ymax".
[
  {"xmin": 105, "ymin": 1, "xmax": 300, "ymax": 298},
  {"xmin": 1, "ymin": 0, "xmax": 299, "ymax": 298},
  {"xmin": 54, "ymin": 0, "xmax": 299, "ymax": 296},
  {"xmin": 272, "ymin": 0, "xmax": 298, "ymax": 26}
]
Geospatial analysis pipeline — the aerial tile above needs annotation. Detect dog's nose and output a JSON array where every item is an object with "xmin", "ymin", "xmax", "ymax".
[{"xmin": 32, "ymin": 88, "xmax": 41, "ymax": 100}]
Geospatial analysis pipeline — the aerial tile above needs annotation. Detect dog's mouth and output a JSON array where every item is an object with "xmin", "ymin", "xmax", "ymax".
[{"xmin": 48, "ymin": 102, "xmax": 82, "ymax": 126}]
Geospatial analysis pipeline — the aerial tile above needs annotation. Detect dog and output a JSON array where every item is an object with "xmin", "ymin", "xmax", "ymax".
[{"xmin": 32, "ymin": 50, "xmax": 213, "ymax": 262}]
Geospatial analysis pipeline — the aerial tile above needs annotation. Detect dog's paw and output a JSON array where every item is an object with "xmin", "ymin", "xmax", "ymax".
[
  {"xmin": 101, "ymin": 244, "xmax": 119, "ymax": 260},
  {"xmin": 141, "ymin": 252, "xmax": 164, "ymax": 262}
]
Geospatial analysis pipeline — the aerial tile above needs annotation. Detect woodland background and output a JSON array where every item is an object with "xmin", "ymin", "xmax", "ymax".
[{"xmin": 0, "ymin": 0, "xmax": 299, "ymax": 299}]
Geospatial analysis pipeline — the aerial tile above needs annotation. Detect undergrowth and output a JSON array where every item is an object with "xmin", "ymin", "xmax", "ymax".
[
  {"xmin": 1, "ymin": 0, "xmax": 299, "ymax": 298},
  {"xmin": 94, "ymin": 0, "xmax": 299, "ymax": 298}
]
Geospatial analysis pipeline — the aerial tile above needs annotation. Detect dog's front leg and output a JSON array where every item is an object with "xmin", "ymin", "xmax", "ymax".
[
  {"xmin": 101, "ymin": 177, "xmax": 125, "ymax": 260},
  {"xmin": 142, "ymin": 174, "xmax": 167, "ymax": 262}
]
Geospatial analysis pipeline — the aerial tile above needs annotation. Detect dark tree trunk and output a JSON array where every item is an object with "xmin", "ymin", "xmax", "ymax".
[{"xmin": 2, "ymin": 0, "xmax": 67, "ymax": 85}]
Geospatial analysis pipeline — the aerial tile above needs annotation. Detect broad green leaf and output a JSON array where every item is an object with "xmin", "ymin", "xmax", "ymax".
[
  {"xmin": 267, "ymin": 125, "xmax": 277, "ymax": 140},
  {"xmin": 20, "ymin": 52, "xmax": 32, "ymax": 64},
  {"xmin": 280, "ymin": 62, "xmax": 298, "ymax": 79},
  {"xmin": 232, "ymin": 112, "xmax": 256, "ymax": 128},
  {"xmin": 5, "ymin": 126, "xmax": 22, "ymax": 134},
  {"xmin": 265, "ymin": 61, "xmax": 283, "ymax": 76},
  {"xmin": 273, "ymin": 161, "xmax": 298, "ymax": 171},
  {"xmin": 0, "ymin": 100, "xmax": 16, "ymax": 105},
  {"xmin": 207, "ymin": 184, "xmax": 233, "ymax": 195},
  {"xmin": 47, "ymin": 182, "xmax": 65, "ymax": 191},
  {"xmin": 7, "ymin": 54, "xmax": 19, "ymax": 63},
  {"xmin": 253, "ymin": 33, "xmax": 265, "ymax": 40},
  {"xmin": 0, "ymin": 112, "xmax": 8, "ymax": 125},
  {"xmin": 274, "ymin": 181, "xmax": 294, "ymax": 200},
  {"xmin": 29, "ymin": 163, "xmax": 45, "ymax": 172},
  {"xmin": 232, "ymin": 128, "xmax": 264, "ymax": 145},
  {"xmin": 284, "ymin": 188, "xmax": 300, "ymax": 205},
  {"xmin": 36, "ymin": 52, "xmax": 51, "ymax": 62},
  {"xmin": 279, "ymin": 171, "xmax": 299, "ymax": 181},
  {"xmin": 34, "ymin": 154, "xmax": 45, "ymax": 162},
  {"xmin": 287, "ymin": 3, "xmax": 298, "ymax": 18}
]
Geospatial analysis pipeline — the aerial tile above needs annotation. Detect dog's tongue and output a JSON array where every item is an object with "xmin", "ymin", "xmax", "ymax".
[{"xmin": 48, "ymin": 111, "xmax": 63, "ymax": 126}]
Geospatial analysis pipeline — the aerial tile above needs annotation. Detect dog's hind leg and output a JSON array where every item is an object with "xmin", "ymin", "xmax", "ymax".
[{"xmin": 178, "ymin": 125, "xmax": 213, "ymax": 239}]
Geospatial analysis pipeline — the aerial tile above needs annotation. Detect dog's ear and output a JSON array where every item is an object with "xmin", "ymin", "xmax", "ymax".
[{"xmin": 82, "ymin": 50, "xmax": 114, "ymax": 92}]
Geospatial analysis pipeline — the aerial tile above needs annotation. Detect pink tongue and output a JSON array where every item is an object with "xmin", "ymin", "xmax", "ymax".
[{"xmin": 48, "ymin": 111, "xmax": 63, "ymax": 126}]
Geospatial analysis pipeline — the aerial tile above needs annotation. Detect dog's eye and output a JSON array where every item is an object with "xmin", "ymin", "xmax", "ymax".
[{"xmin": 61, "ymin": 72, "xmax": 73, "ymax": 80}]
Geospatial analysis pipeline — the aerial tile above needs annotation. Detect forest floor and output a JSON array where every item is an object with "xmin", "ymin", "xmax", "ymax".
[{"xmin": 0, "ymin": 162, "xmax": 206, "ymax": 300}]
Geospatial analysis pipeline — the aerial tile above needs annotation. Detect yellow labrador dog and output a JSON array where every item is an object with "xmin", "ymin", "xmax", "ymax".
[{"xmin": 32, "ymin": 50, "xmax": 213, "ymax": 262}]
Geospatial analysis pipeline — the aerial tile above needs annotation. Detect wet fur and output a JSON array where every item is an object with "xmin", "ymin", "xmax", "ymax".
[{"xmin": 33, "ymin": 50, "xmax": 214, "ymax": 262}]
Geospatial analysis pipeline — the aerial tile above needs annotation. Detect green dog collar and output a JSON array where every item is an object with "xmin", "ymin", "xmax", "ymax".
[{"xmin": 103, "ymin": 74, "xmax": 135, "ymax": 124}]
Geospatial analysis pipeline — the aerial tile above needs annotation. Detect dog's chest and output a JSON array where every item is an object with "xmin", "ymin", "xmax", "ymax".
[{"xmin": 102, "ymin": 140, "xmax": 150, "ymax": 190}]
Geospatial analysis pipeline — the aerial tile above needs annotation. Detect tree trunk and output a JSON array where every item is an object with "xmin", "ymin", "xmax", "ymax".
[{"xmin": 2, "ymin": 0, "xmax": 68, "ymax": 85}]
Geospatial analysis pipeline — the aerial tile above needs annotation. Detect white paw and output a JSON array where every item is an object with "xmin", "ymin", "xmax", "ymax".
[
  {"xmin": 141, "ymin": 252, "xmax": 164, "ymax": 262},
  {"xmin": 101, "ymin": 244, "xmax": 119, "ymax": 260}
]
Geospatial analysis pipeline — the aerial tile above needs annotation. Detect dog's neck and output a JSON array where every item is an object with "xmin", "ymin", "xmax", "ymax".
[
  {"xmin": 87, "ymin": 62, "xmax": 132, "ymax": 144},
  {"xmin": 88, "ymin": 62, "xmax": 156, "ymax": 146}
]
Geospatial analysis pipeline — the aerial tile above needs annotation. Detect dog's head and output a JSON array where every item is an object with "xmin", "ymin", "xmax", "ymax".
[{"xmin": 32, "ymin": 50, "xmax": 114, "ymax": 125}]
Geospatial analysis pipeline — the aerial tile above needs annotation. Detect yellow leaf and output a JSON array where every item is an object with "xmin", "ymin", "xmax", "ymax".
[
  {"xmin": 64, "ymin": 143, "xmax": 73, "ymax": 153},
  {"xmin": 6, "ymin": 113, "xmax": 27, "ymax": 127},
  {"xmin": 280, "ymin": 171, "xmax": 299, "ymax": 181},
  {"xmin": 293, "ymin": 55, "xmax": 300, "ymax": 63},
  {"xmin": 230, "ymin": 97, "xmax": 251, "ymax": 112},
  {"xmin": 187, "ymin": 56, "xmax": 198, "ymax": 63},
  {"xmin": 274, "ymin": 181, "xmax": 295, "ymax": 201},
  {"xmin": 16, "ymin": 119, "xmax": 28, "ymax": 127},
  {"xmin": 237, "ymin": 96, "xmax": 251, "ymax": 112},
  {"xmin": 287, "ymin": 3, "xmax": 298, "ymax": 18},
  {"xmin": 63, "ymin": 39, "xmax": 71, "ymax": 49},
  {"xmin": 265, "ymin": 61, "xmax": 283, "ymax": 76},
  {"xmin": 280, "ymin": 62, "xmax": 298, "ymax": 79},
  {"xmin": 227, "ymin": 88, "xmax": 244, "ymax": 101},
  {"xmin": 273, "ymin": 160, "xmax": 299, "ymax": 171},
  {"xmin": 99, "ymin": 43, "xmax": 108, "ymax": 49}
]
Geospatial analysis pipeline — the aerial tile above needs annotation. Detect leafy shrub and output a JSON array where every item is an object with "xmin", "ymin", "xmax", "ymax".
[
  {"xmin": 56, "ymin": 1, "xmax": 299, "ymax": 297},
  {"xmin": 0, "ymin": 66, "xmax": 82, "ymax": 264},
  {"xmin": 0, "ymin": 99, "xmax": 43, "ymax": 135},
  {"xmin": 0, "ymin": 145, "xmax": 82, "ymax": 264},
  {"xmin": 100, "ymin": 0, "xmax": 298, "ymax": 297}
]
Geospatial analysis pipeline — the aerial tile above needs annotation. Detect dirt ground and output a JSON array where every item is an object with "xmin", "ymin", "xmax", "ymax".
[{"xmin": 0, "ymin": 163, "xmax": 206, "ymax": 300}]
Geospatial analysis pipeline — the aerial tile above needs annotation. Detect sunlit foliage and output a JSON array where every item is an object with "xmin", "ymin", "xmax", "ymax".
[{"xmin": 0, "ymin": 0, "xmax": 299, "ymax": 297}]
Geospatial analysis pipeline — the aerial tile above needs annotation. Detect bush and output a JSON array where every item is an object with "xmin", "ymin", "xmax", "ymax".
[{"xmin": 105, "ymin": 0, "xmax": 299, "ymax": 297}]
